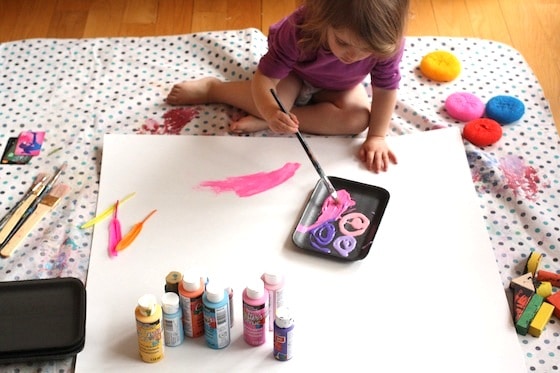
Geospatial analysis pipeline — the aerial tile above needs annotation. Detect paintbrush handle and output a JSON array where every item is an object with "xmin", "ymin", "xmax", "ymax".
[
  {"xmin": 0, "ymin": 203, "xmax": 50, "ymax": 257},
  {"xmin": 295, "ymin": 132, "xmax": 324, "ymax": 177},
  {"xmin": 0, "ymin": 174, "xmax": 47, "ymax": 232},
  {"xmin": 295, "ymin": 131, "xmax": 338, "ymax": 197},
  {"xmin": 0, "ymin": 194, "xmax": 38, "ymax": 244},
  {"xmin": 269, "ymin": 88, "xmax": 338, "ymax": 198},
  {"xmin": 0, "ymin": 185, "xmax": 68, "ymax": 258},
  {"xmin": 0, "ymin": 198, "xmax": 26, "ymax": 231},
  {"xmin": 0, "ymin": 193, "xmax": 43, "ymax": 250}
]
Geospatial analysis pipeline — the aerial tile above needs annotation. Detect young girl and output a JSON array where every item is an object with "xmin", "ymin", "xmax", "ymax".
[{"xmin": 166, "ymin": 0, "xmax": 409, "ymax": 173}]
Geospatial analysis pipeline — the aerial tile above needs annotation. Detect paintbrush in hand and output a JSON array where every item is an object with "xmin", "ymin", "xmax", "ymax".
[{"xmin": 270, "ymin": 88, "xmax": 339, "ymax": 202}]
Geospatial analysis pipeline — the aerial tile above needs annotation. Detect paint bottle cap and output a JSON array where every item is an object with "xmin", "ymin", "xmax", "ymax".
[
  {"xmin": 161, "ymin": 292, "xmax": 180, "ymax": 314},
  {"xmin": 246, "ymin": 279, "xmax": 265, "ymax": 299},
  {"xmin": 205, "ymin": 283, "xmax": 225, "ymax": 303},
  {"xmin": 182, "ymin": 269, "xmax": 202, "ymax": 292},
  {"xmin": 275, "ymin": 306, "xmax": 294, "ymax": 328},
  {"xmin": 165, "ymin": 271, "xmax": 182, "ymax": 291},
  {"xmin": 138, "ymin": 294, "xmax": 157, "ymax": 317},
  {"xmin": 263, "ymin": 271, "xmax": 284, "ymax": 285}
]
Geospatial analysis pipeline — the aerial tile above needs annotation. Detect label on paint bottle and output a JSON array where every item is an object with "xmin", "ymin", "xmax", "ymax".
[
  {"xmin": 262, "ymin": 271, "xmax": 285, "ymax": 332},
  {"xmin": 203, "ymin": 283, "xmax": 231, "ymax": 349},
  {"xmin": 161, "ymin": 292, "xmax": 184, "ymax": 347},
  {"xmin": 273, "ymin": 306, "xmax": 294, "ymax": 361},
  {"xmin": 135, "ymin": 294, "xmax": 164, "ymax": 363},
  {"xmin": 242, "ymin": 279, "xmax": 268, "ymax": 346},
  {"xmin": 178, "ymin": 270, "xmax": 205, "ymax": 338}
]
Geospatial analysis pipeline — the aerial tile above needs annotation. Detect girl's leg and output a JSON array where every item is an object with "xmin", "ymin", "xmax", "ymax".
[
  {"xmin": 166, "ymin": 75, "xmax": 303, "ymax": 133},
  {"xmin": 230, "ymin": 74, "xmax": 303, "ymax": 133},
  {"xmin": 166, "ymin": 78, "xmax": 259, "ymax": 115},
  {"xmin": 293, "ymin": 84, "xmax": 370, "ymax": 135}
]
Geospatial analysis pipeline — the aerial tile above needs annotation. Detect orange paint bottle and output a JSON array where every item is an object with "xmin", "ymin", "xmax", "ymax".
[{"xmin": 178, "ymin": 270, "xmax": 205, "ymax": 338}]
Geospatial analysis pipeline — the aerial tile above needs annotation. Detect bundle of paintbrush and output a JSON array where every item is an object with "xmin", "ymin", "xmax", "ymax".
[{"xmin": 0, "ymin": 163, "xmax": 70, "ymax": 257}]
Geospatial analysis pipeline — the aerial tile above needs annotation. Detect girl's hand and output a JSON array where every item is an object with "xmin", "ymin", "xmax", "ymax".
[
  {"xmin": 267, "ymin": 110, "xmax": 299, "ymax": 133},
  {"xmin": 358, "ymin": 136, "xmax": 397, "ymax": 173}
]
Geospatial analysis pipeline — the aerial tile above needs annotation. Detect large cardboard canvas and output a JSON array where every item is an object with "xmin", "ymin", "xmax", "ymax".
[{"xmin": 76, "ymin": 128, "xmax": 526, "ymax": 372}]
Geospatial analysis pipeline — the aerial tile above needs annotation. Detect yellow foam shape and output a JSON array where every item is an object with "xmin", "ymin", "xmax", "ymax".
[
  {"xmin": 525, "ymin": 251, "xmax": 542, "ymax": 275},
  {"xmin": 536, "ymin": 281, "xmax": 553, "ymax": 298},
  {"xmin": 420, "ymin": 51, "xmax": 461, "ymax": 82},
  {"xmin": 529, "ymin": 302, "xmax": 554, "ymax": 337}
]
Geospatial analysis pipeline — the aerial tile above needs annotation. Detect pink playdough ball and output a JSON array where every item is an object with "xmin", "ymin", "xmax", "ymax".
[{"xmin": 444, "ymin": 92, "xmax": 485, "ymax": 121}]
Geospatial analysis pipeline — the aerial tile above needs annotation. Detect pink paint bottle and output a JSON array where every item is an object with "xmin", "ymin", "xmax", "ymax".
[
  {"xmin": 242, "ymin": 279, "xmax": 269, "ymax": 346},
  {"xmin": 178, "ymin": 270, "xmax": 205, "ymax": 338},
  {"xmin": 261, "ymin": 271, "xmax": 285, "ymax": 332}
]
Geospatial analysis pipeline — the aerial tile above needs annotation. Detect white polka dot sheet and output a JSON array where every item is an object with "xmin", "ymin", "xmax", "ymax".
[{"xmin": 0, "ymin": 29, "xmax": 558, "ymax": 372}]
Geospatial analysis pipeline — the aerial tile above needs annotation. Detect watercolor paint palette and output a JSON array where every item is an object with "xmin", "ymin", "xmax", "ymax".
[
  {"xmin": 293, "ymin": 177, "xmax": 390, "ymax": 261},
  {"xmin": 0, "ymin": 277, "xmax": 86, "ymax": 363}
]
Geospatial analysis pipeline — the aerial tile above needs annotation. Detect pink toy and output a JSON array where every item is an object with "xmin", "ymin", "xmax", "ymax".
[{"xmin": 445, "ymin": 92, "xmax": 485, "ymax": 122}]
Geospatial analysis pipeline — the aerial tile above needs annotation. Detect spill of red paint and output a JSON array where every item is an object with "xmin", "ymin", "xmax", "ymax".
[
  {"xmin": 198, "ymin": 162, "xmax": 301, "ymax": 197},
  {"xmin": 137, "ymin": 108, "xmax": 199, "ymax": 134},
  {"xmin": 499, "ymin": 155, "xmax": 540, "ymax": 201}
]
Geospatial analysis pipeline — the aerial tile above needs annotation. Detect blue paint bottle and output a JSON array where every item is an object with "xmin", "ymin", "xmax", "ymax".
[
  {"xmin": 202, "ymin": 283, "xmax": 230, "ymax": 349},
  {"xmin": 161, "ymin": 292, "xmax": 184, "ymax": 347}
]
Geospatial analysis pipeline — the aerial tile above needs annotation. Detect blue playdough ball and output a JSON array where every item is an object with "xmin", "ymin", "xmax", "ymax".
[{"xmin": 485, "ymin": 95, "xmax": 525, "ymax": 124}]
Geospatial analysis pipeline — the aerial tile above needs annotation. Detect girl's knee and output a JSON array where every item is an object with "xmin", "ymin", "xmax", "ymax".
[{"xmin": 343, "ymin": 105, "xmax": 370, "ymax": 134}]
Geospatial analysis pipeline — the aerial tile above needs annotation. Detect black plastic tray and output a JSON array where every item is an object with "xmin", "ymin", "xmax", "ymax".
[
  {"xmin": 0, "ymin": 277, "xmax": 86, "ymax": 363},
  {"xmin": 293, "ymin": 177, "xmax": 389, "ymax": 261}
]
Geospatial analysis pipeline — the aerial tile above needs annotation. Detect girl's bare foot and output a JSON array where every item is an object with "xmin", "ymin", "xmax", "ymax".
[
  {"xmin": 229, "ymin": 115, "xmax": 269, "ymax": 134},
  {"xmin": 166, "ymin": 77, "xmax": 220, "ymax": 105}
]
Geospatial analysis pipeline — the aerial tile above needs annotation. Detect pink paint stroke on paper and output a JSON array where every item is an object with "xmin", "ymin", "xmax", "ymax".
[
  {"xmin": 499, "ymin": 155, "xmax": 540, "ymax": 201},
  {"xmin": 198, "ymin": 162, "xmax": 301, "ymax": 197},
  {"xmin": 137, "ymin": 108, "xmax": 199, "ymax": 134},
  {"xmin": 296, "ymin": 189, "xmax": 355, "ymax": 233}
]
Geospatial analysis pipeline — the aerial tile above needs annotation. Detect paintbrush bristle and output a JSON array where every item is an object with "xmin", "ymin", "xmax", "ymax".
[{"xmin": 41, "ymin": 184, "xmax": 71, "ymax": 207}]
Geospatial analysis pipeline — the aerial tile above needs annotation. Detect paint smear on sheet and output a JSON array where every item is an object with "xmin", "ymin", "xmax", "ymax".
[
  {"xmin": 198, "ymin": 162, "xmax": 301, "ymax": 197},
  {"xmin": 137, "ymin": 108, "xmax": 199, "ymax": 134},
  {"xmin": 499, "ymin": 155, "xmax": 540, "ymax": 201}
]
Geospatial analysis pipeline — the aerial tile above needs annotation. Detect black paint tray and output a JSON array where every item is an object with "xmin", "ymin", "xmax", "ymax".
[
  {"xmin": 293, "ymin": 176, "xmax": 389, "ymax": 261},
  {"xmin": 0, "ymin": 277, "xmax": 86, "ymax": 363}
]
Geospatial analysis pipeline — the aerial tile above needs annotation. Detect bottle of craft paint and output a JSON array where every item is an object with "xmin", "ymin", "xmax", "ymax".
[
  {"xmin": 242, "ymin": 279, "xmax": 269, "ymax": 346},
  {"xmin": 206, "ymin": 274, "xmax": 234, "ymax": 328},
  {"xmin": 178, "ymin": 270, "xmax": 205, "ymax": 338},
  {"xmin": 135, "ymin": 294, "xmax": 164, "ymax": 363},
  {"xmin": 164, "ymin": 270, "xmax": 183, "ymax": 294},
  {"xmin": 262, "ymin": 271, "xmax": 285, "ymax": 332},
  {"xmin": 202, "ymin": 283, "xmax": 231, "ymax": 349},
  {"xmin": 273, "ymin": 306, "xmax": 294, "ymax": 361},
  {"xmin": 161, "ymin": 292, "xmax": 184, "ymax": 347}
]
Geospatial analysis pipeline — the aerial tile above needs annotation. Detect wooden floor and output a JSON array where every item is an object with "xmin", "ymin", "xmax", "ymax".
[{"xmin": 1, "ymin": 0, "xmax": 558, "ymax": 131}]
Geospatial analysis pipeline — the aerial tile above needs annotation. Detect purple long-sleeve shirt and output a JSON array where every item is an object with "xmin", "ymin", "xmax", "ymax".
[{"xmin": 258, "ymin": 7, "xmax": 404, "ymax": 91}]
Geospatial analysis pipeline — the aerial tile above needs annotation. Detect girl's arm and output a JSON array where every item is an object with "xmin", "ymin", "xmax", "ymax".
[
  {"xmin": 251, "ymin": 69, "xmax": 299, "ymax": 133},
  {"xmin": 358, "ymin": 87, "xmax": 398, "ymax": 172}
]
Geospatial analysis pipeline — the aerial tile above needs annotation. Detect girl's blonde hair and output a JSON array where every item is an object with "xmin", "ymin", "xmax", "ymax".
[{"xmin": 298, "ymin": 0, "xmax": 410, "ymax": 58}]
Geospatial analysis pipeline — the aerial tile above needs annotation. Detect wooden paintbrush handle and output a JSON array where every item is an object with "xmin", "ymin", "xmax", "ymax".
[
  {"xmin": 0, "ymin": 204, "xmax": 50, "ymax": 257},
  {"xmin": 0, "ymin": 195, "xmax": 37, "ymax": 243}
]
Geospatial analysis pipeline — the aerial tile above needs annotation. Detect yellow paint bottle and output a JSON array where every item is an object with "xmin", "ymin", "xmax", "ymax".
[{"xmin": 135, "ymin": 294, "xmax": 164, "ymax": 363}]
